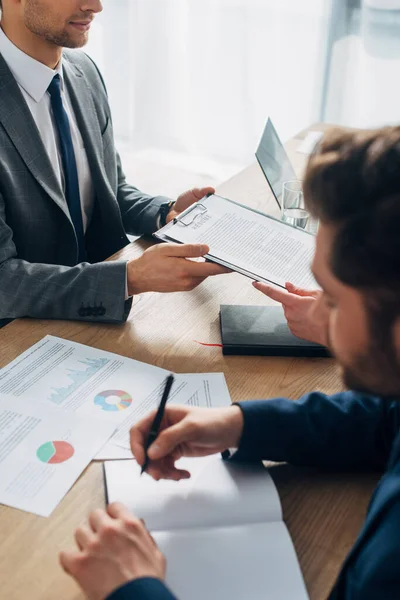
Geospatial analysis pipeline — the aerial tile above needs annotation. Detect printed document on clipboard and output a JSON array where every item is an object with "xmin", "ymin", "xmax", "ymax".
[{"xmin": 154, "ymin": 194, "xmax": 317, "ymax": 289}]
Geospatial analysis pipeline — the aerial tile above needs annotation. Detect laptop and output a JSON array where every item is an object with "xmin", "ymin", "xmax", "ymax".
[{"xmin": 255, "ymin": 118, "xmax": 297, "ymax": 209}]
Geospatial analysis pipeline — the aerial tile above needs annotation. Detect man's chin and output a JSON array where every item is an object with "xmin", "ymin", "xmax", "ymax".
[
  {"xmin": 62, "ymin": 34, "xmax": 89, "ymax": 50},
  {"xmin": 47, "ymin": 28, "xmax": 89, "ymax": 50}
]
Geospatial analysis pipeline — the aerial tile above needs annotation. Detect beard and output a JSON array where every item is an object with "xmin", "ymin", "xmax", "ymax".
[
  {"xmin": 24, "ymin": 0, "xmax": 89, "ymax": 49},
  {"xmin": 340, "ymin": 337, "xmax": 400, "ymax": 398},
  {"xmin": 326, "ymin": 293, "xmax": 400, "ymax": 398}
]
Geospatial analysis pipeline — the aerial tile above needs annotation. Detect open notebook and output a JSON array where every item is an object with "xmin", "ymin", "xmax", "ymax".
[{"xmin": 105, "ymin": 455, "xmax": 309, "ymax": 600}]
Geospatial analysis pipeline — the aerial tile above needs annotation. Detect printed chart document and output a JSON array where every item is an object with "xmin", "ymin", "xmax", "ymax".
[
  {"xmin": 156, "ymin": 194, "xmax": 316, "ymax": 289},
  {"xmin": 0, "ymin": 337, "xmax": 232, "ymax": 459},
  {"xmin": 105, "ymin": 456, "xmax": 309, "ymax": 600},
  {"xmin": 0, "ymin": 395, "xmax": 114, "ymax": 517}
]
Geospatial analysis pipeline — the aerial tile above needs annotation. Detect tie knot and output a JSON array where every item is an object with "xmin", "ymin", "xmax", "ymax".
[{"xmin": 48, "ymin": 74, "xmax": 62, "ymax": 98}]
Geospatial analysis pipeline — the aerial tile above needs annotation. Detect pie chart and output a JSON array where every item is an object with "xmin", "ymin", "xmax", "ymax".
[
  {"xmin": 94, "ymin": 390, "xmax": 132, "ymax": 412},
  {"xmin": 37, "ymin": 441, "xmax": 75, "ymax": 464}
]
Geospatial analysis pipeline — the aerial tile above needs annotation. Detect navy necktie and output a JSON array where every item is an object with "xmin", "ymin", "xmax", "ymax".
[{"xmin": 48, "ymin": 74, "xmax": 86, "ymax": 263}]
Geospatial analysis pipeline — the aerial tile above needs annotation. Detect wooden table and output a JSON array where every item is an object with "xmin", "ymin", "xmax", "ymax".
[{"xmin": 0, "ymin": 124, "xmax": 378, "ymax": 600}]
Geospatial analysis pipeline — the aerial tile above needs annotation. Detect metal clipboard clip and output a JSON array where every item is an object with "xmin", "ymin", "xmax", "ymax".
[{"xmin": 173, "ymin": 203, "xmax": 208, "ymax": 227}]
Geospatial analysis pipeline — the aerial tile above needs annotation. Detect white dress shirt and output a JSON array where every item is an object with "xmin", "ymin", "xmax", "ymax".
[{"xmin": 0, "ymin": 26, "xmax": 94, "ymax": 231}]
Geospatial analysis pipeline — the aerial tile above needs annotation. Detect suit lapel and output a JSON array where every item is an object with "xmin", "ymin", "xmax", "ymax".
[
  {"xmin": 62, "ymin": 57, "xmax": 109, "ymax": 194},
  {"xmin": 0, "ymin": 53, "xmax": 70, "ymax": 220}
]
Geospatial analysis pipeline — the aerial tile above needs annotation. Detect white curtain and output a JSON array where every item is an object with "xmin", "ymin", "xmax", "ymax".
[
  {"xmin": 324, "ymin": 1, "xmax": 400, "ymax": 128},
  {"xmin": 86, "ymin": 0, "xmax": 331, "ymax": 170}
]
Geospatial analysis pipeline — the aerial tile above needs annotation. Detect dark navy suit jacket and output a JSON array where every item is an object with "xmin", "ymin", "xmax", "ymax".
[{"xmin": 108, "ymin": 392, "xmax": 400, "ymax": 600}]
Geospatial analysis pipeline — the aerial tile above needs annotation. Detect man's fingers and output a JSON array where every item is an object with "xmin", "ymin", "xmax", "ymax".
[
  {"xmin": 158, "ymin": 244, "xmax": 230, "ymax": 276},
  {"xmin": 130, "ymin": 410, "xmax": 158, "ymax": 465},
  {"xmin": 146, "ymin": 464, "xmax": 191, "ymax": 482},
  {"xmin": 159, "ymin": 468, "xmax": 191, "ymax": 481},
  {"xmin": 184, "ymin": 261, "xmax": 231, "ymax": 277},
  {"xmin": 89, "ymin": 509, "xmax": 110, "ymax": 533},
  {"xmin": 161, "ymin": 243, "xmax": 210, "ymax": 259},
  {"xmin": 107, "ymin": 502, "xmax": 132, "ymax": 521},
  {"xmin": 146, "ymin": 529, "xmax": 159, "ymax": 549},
  {"xmin": 252, "ymin": 281, "xmax": 294, "ymax": 305},
  {"xmin": 75, "ymin": 525, "xmax": 94, "ymax": 550},
  {"xmin": 131, "ymin": 408, "xmax": 189, "ymax": 466},
  {"xmin": 130, "ymin": 426, "xmax": 147, "ymax": 466},
  {"xmin": 285, "ymin": 282, "xmax": 318, "ymax": 298},
  {"xmin": 59, "ymin": 550, "xmax": 77, "ymax": 575},
  {"xmin": 147, "ymin": 421, "xmax": 190, "ymax": 461}
]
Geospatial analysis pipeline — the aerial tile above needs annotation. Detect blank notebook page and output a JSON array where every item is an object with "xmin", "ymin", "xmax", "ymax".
[
  {"xmin": 154, "ymin": 521, "xmax": 308, "ymax": 600},
  {"xmin": 105, "ymin": 455, "xmax": 282, "ymax": 531}
]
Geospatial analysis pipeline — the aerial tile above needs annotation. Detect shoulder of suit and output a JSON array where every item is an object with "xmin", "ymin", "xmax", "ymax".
[{"xmin": 63, "ymin": 49, "xmax": 107, "ymax": 94}]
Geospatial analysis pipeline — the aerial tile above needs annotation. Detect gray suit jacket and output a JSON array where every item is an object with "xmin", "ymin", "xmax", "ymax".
[{"xmin": 0, "ymin": 50, "xmax": 170, "ymax": 327}]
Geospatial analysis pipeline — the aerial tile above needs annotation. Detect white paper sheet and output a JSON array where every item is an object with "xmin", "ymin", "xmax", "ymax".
[{"xmin": 0, "ymin": 395, "xmax": 114, "ymax": 517}]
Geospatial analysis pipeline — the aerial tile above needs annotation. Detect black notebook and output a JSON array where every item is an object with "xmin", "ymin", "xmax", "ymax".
[{"xmin": 220, "ymin": 305, "xmax": 329, "ymax": 357}]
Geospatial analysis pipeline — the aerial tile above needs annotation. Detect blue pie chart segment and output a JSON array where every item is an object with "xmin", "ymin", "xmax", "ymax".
[{"xmin": 94, "ymin": 390, "xmax": 132, "ymax": 412}]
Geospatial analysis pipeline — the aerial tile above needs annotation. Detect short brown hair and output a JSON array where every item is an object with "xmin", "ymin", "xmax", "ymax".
[{"xmin": 304, "ymin": 126, "xmax": 400, "ymax": 293}]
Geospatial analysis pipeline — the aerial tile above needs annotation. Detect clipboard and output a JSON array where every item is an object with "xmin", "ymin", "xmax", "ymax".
[{"xmin": 154, "ymin": 194, "xmax": 316, "ymax": 290}]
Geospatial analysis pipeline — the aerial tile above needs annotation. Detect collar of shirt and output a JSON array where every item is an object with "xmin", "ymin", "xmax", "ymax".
[{"xmin": 0, "ymin": 25, "xmax": 63, "ymax": 103}]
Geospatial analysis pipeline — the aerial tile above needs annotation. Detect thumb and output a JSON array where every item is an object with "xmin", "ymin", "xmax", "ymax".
[
  {"xmin": 148, "ymin": 421, "xmax": 192, "ymax": 461},
  {"xmin": 285, "ymin": 282, "xmax": 318, "ymax": 298},
  {"xmin": 163, "ymin": 243, "xmax": 210, "ymax": 259},
  {"xmin": 192, "ymin": 186, "xmax": 215, "ymax": 200}
]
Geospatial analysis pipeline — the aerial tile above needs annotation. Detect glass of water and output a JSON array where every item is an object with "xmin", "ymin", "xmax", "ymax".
[{"xmin": 281, "ymin": 180, "xmax": 309, "ymax": 230}]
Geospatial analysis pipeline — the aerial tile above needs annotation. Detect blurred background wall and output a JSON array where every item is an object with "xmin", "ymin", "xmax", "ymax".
[{"xmin": 85, "ymin": 0, "xmax": 400, "ymax": 195}]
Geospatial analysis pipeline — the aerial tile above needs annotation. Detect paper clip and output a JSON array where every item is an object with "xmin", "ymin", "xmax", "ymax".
[{"xmin": 173, "ymin": 203, "xmax": 208, "ymax": 227}]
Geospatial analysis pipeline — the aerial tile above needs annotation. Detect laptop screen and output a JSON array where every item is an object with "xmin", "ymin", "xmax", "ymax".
[{"xmin": 256, "ymin": 118, "xmax": 297, "ymax": 209}]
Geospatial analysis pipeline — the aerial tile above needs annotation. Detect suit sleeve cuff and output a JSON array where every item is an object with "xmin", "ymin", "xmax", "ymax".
[
  {"xmin": 142, "ymin": 196, "xmax": 171, "ymax": 234},
  {"xmin": 232, "ymin": 400, "xmax": 283, "ymax": 462},
  {"xmin": 106, "ymin": 577, "xmax": 177, "ymax": 600},
  {"xmin": 125, "ymin": 262, "xmax": 132, "ymax": 300}
]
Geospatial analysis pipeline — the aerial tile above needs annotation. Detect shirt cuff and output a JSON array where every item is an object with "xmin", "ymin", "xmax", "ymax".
[{"xmin": 125, "ymin": 262, "xmax": 132, "ymax": 300}]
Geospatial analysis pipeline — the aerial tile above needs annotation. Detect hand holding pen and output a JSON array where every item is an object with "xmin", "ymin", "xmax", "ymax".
[{"xmin": 141, "ymin": 374, "xmax": 175, "ymax": 475}]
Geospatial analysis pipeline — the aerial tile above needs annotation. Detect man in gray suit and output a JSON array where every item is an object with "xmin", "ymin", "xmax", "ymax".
[{"xmin": 0, "ymin": 0, "xmax": 228, "ymax": 327}]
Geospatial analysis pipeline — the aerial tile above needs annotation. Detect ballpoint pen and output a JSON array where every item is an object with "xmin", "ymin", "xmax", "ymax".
[{"xmin": 141, "ymin": 374, "xmax": 175, "ymax": 475}]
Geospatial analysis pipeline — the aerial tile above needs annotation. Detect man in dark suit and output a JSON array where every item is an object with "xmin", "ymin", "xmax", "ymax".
[
  {"xmin": 61, "ymin": 125, "xmax": 400, "ymax": 599},
  {"xmin": 0, "ymin": 0, "xmax": 228, "ymax": 327}
]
